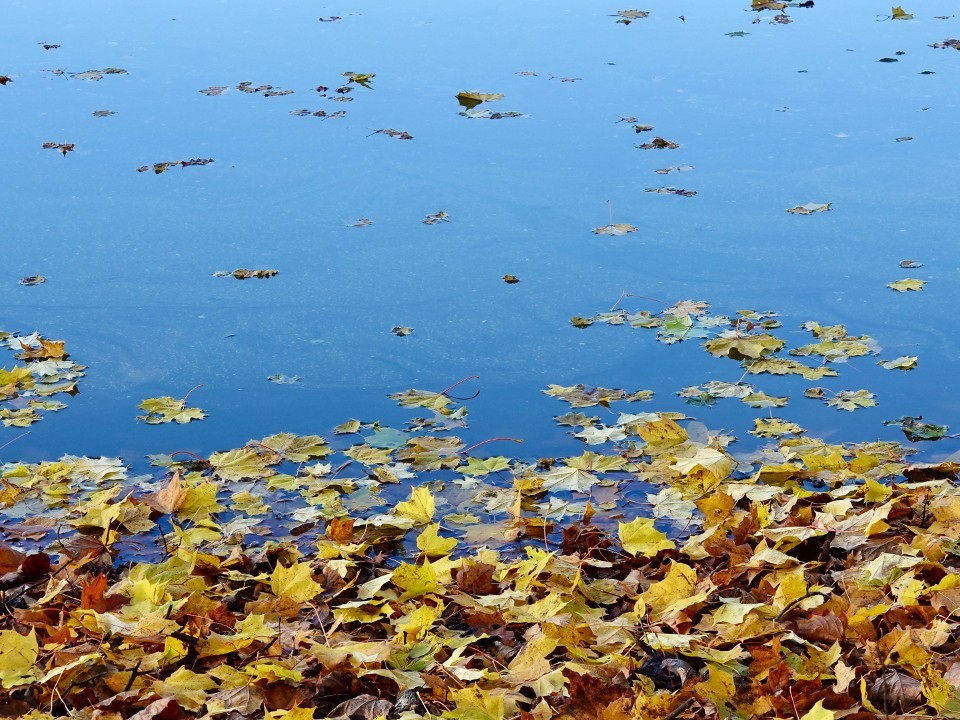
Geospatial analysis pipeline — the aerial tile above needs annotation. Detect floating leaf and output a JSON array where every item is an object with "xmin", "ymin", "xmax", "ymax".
[
  {"xmin": 899, "ymin": 259, "xmax": 923, "ymax": 268},
  {"xmin": 502, "ymin": 274, "xmax": 520, "ymax": 284},
  {"xmin": 137, "ymin": 158, "xmax": 213, "ymax": 174},
  {"xmin": 138, "ymin": 396, "xmax": 205, "ymax": 424},
  {"xmin": 750, "ymin": 418, "xmax": 805, "ymax": 438},
  {"xmin": 787, "ymin": 203, "xmax": 832, "ymax": 215},
  {"xmin": 42, "ymin": 142, "xmax": 74, "ymax": 156},
  {"xmin": 19, "ymin": 276, "xmax": 45, "ymax": 286},
  {"xmin": 878, "ymin": 356, "xmax": 917, "ymax": 370},
  {"xmin": 422, "ymin": 210, "xmax": 449, "ymax": 225},
  {"xmin": 592, "ymin": 223, "xmax": 637, "ymax": 235},
  {"xmin": 825, "ymin": 389, "xmax": 877, "ymax": 412},
  {"xmin": 267, "ymin": 374, "xmax": 300, "ymax": 384},
  {"xmin": 92, "ymin": 110, "xmax": 115, "ymax": 117},
  {"xmin": 888, "ymin": 278, "xmax": 925, "ymax": 292},
  {"xmin": 370, "ymin": 128, "xmax": 412, "ymax": 140},
  {"xmin": 638, "ymin": 137, "xmax": 680, "ymax": 149},
  {"xmin": 391, "ymin": 326, "xmax": 413, "ymax": 336},
  {"xmin": 456, "ymin": 91, "xmax": 504, "ymax": 109},
  {"xmin": 213, "ymin": 269, "xmax": 278, "ymax": 280},
  {"xmin": 884, "ymin": 416, "xmax": 949, "ymax": 441},
  {"xmin": 891, "ymin": 6, "xmax": 914, "ymax": 20}
]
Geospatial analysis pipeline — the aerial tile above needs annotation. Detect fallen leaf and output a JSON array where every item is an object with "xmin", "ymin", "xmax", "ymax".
[
  {"xmin": 888, "ymin": 278, "xmax": 925, "ymax": 292},
  {"xmin": 787, "ymin": 202, "xmax": 832, "ymax": 215}
]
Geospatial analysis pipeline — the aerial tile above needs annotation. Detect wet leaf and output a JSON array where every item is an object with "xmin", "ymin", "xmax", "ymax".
[
  {"xmin": 502, "ymin": 274, "xmax": 520, "ymax": 284},
  {"xmin": 370, "ymin": 128, "xmax": 412, "ymax": 140},
  {"xmin": 888, "ymin": 278, "xmax": 925, "ymax": 292},
  {"xmin": 267, "ymin": 374, "xmax": 300, "ymax": 384},
  {"xmin": 138, "ymin": 158, "xmax": 213, "ymax": 173},
  {"xmin": 422, "ymin": 210, "xmax": 449, "ymax": 224},
  {"xmin": 138, "ymin": 396, "xmax": 205, "ymax": 424},
  {"xmin": 878, "ymin": 355, "xmax": 917, "ymax": 370},
  {"xmin": 824, "ymin": 389, "xmax": 876, "ymax": 412},
  {"xmin": 645, "ymin": 187, "xmax": 697, "ymax": 197},
  {"xmin": 92, "ymin": 110, "xmax": 116, "ymax": 117},
  {"xmin": 638, "ymin": 137, "xmax": 680, "ymax": 149},
  {"xmin": 391, "ymin": 326, "xmax": 413, "ymax": 336},
  {"xmin": 900, "ymin": 259, "xmax": 923, "ymax": 268},
  {"xmin": 750, "ymin": 417, "xmax": 805, "ymax": 437},
  {"xmin": 42, "ymin": 142, "xmax": 74, "ymax": 156},
  {"xmin": 931, "ymin": 39, "xmax": 960, "ymax": 50},
  {"xmin": 456, "ymin": 91, "xmax": 504, "ymax": 109},
  {"xmin": 214, "ymin": 268, "xmax": 278, "ymax": 279},
  {"xmin": 884, "ymin": 416, "xmax": 949, "ymax": 441},
  {"xmin": 592, "ymin": 223, "xmax": 637, "ymax": 235},
  {"xmin": 891, "ymin": 6, "xmax": 913, "ymax": 19},
  {"xmin": 787, "ymin": 202, "xmax": 832, "ymax": 214},
  {"xmin": 19, "ymin": 276, "xmax": 45, "ymax": 286}
]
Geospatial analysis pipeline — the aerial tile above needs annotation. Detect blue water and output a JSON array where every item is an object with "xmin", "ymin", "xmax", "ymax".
[{"xmin": 2, "ymin": 1, "xmax": 959, "ymax": 465}]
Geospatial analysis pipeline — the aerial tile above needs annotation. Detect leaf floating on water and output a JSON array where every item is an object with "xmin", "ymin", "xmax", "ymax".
[
  {"xmin": 884, "ymin": 416, "xmax": 949, "ymax": 441},
  {"xmin": 544, "ymin": 383, "xmax": 651, "ymax": 407},
  {"xmin": 888, "ymin": 278, "xmax": 925, "ymax": 292},
  {"xmin": 613, "ymin": 9, "xmax": 650, "ymax": 25},
  {"xmin": 570, "ymin": 316, "xmax": 593, "ymax": 328},
  {"xmin": 592, "ymin": 223, "xmax": 637, "ymax": 235},
  {"xmin": 750, "ymin": 417, "xmax": 804, "ymax": 438},
  {"xmin": 369, "ymin": 128, "xmax": 413, "ymax": 140},
  {"xmin": 199, "ymin": 85, "xmax": 228, "ymax": 96},
  {"xmin": 236, "ymin": 81, "xmax": 293, "ymax": 96},
  {"xmin": 91, "ymin": 110, "xmax": 115, "ymax": 117},
  {"xmin": 638, "ymin": 137, "xmax": 680, "ymax": 149},
  {"xmin": 787, "ymin": 202, "xmax": 832, "ymax": 215},
  {"xmin": 19, "ymin": 276, "xmax": 45, "ymax": 286},
  {"xmin": 633, "ymin": 124, "xmax": 654, "ymax": 132},
  {"xmin": 726, "ymin": 31, "xmax": 750, "ymax": 37},
  {"xmin": 138, "ymin": 396, "xmax": 206, "ymax": 424},
  {"xmin": 343, "ymin": 71, "xmax": 375, "ymax": 88},
  {"xmin": 891, "ymin": 6, "xmax": 913, "ymax": 20},
  {"xmin": 318, "ymin": 15, "xmax": 341, "ymax": 22},
  {"xmin": 42, "ymin": 142, "xmax": 74, "ymax": 156},
  {"xmin": 456, "ymin": 91, "xmax": 504, "ymax": 109},
  {"xmin": 391, "ymin": 326, "xmax": 413, "ymax": 336},
  {"xmin": 267, "ymin": 374, "xmax": 300, "ymax": 384},
  {"xmin": 645, "ymin": 187, "xmax": 697, "ymax": 197},
  {"xmin": 930, "ymin": 39, "xmax": 960, "ymax": 49},
  {"xmin": 137, "ymin": 158, "xmax": 214, "ymax": 174},
  {"xmin": 741, "ymin": 391, "xmax": 789, "ymax": 408},
  {"xmin": 459, "ymin": 109, "xmax": 525, "ymax": 120},
  {"xmin": 824, "ymin": 389, "xmax": 877, "ymax": 412},
  {"xmin": 895, "ymin": 136, "xmax": 913, "ymax": 142},
  {"xmin": 878, "ymin": 356, "xmax": 917, "ymax": 370},
  {"xmin": 350, "ymin": 218, "xmax": 373, "ymax": 227},
  {"xmin": 515, "ymin": 70, "xmax": 538, "ymax": 76},
  {"xmin": 502, "ymin": 274, "xmax": 520, "ymax": 284},
  {"xmin": 655, "ymin": 165, "xmax": 694, "ymax": 174},
  {"xmin": 422, "ymin": 210, "xmax": 449, "ymax": 225},
  {"xmin": 213, "ymin": 268, "xmax": 278, "ymax": 280},
  {"xmin": 879, "ymin": 57, "xmax": 899, "ymax": 63},
  {"xmin": 899, "ymin": 259, "xmax": 923, "ymax": 268},
  {"xmin": 0, "ymin": 76, "xmax": 11, "ymax": 85},
  {"xmin": 70, "ymin": 68, "xmax": 127, "ymax": 81}
]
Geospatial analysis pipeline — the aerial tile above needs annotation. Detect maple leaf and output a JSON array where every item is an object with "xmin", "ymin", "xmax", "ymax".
[
  {"xmin": 750, "ymin": 417, "xmax": 804, "ymax": 437},
  {"xmin": 271, "ymin": 561, "xmax": 323, "ymax": 603},
  {"xmin": 394, "ymin": 486, "xmax": 435, "ymax": 524},
  {"xmin": 259, "ymin": 433, "xmax": 330, "ymax": 462},
  {"xmin": 619, "ymin": 517, "xmax": 675, "ymax": 556},
  {"xmin": 891, "ymin": 6, "xmax": 913, "ymax": 19},
  {"xmin": 888, "ymin": 278, "xmax": 926, "ymax": 292},
  {"xmin": 209, "ymin": 447, "xmax": 274, "ymax": 481},
  {"xmin": 825, "ymin": 389, "xmax": 876, "ymax": 412},
  {"xmin": 0, "ymin": 629, "xmax": 39, "ymax": 688},
  {"xmin": 592, "ymin": 223, "xmax": 637, "ymax": 235},
  {"xmin": 456, "ymin": 91, "xmax": 504, "ymax": 109},
  {"xmin": 138, "ymin": 396, "xmax": 205, "ymax": 424},
  {"xmin": 704, "ymin": 331, "xmax": 784, "ymax": 360},
  {"xmin": 878, "ymin": 355, "xmax": 918, "ymax": 370}
]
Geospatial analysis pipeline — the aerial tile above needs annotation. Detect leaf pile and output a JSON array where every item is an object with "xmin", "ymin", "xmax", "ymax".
[
  {"xmin": 3, "ymin": 385, "xmax": 960, "ymax": 718},
  {"xmin": 0, "ymin": 331, "xmax": 83, "ymax": 427}
]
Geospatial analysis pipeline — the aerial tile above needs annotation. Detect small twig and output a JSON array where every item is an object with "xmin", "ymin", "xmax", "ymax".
[
  {"xmin": 0, "ymin": 431, "xmax": 30, "ymax": 455},
  {"xmin": 775, "ymin": 589, "xmax": 827, "ymax": 621},
  {"xmin": 181, "ymin": 383, "xmax": 203, "ymax": 404},
  {"xmin": 437, "ymin": 375, "xmax": 480, "ymax": 397},
  {"xmin": 663, "ymin": 697, "xmax": 696, "ymax": 720},
  {"xmin": 459, "ymin": 437, "xmax": 523, "ymax": 455}
]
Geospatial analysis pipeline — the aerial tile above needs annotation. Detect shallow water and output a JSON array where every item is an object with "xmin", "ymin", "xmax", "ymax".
[{"xmin": 2, "ymin": 0, "xmax": 959, "ymax": 466}]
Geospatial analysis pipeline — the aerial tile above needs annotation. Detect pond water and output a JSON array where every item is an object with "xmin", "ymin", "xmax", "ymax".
[{"xmin": 3, "ymin": 0, "xmax": 960, "ymax": 471}]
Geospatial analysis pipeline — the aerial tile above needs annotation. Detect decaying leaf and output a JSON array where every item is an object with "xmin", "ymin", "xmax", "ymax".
[
  {"xmin": 787, "ymin": 202, "xmax": 832, "ymax": 214},
  {"xmin": 884, "ymin": 416, "xmax": 949, "ymax": 441},
  {"xmin": 878, "ymin": 355, "xmax": 917, "ymax": 370},
  {"xmin": 369, "ymin": 128, "xmax": 412, "ymax": 140},
  {"xmin": 592, "ymin": 223, "xmax": 637, "ymax": 235},
  {"xmin": 213, "ymin": 269, "xmax": 278, "ymax": 279},
  {"xmin": 422, "ymin": 210, "xmax": 449, "ymax": 224},
  {"xmin": 137, "ymin": 158, "xmax": 214, "ymax": 174},
  {"xmin": 42, "ymin": 142, "xmax": 74, "ymax": 156},
  {"xmin": 502, "ymin": 274, "xmax": 520, "ymax": 284},
  {"xmin": 638, "ymin": 137, "xmax": 680, "ymax": 149},
  {"xmin": 645, "ymin": 187, "xmax": 697, "ymax": 197},
  {"xmin": 19, "ymin": 276, "xmax": 45, "ymax": 286},
  {"xmin": 391, "ymin": 326, "xmax": 413, "ymax": 336},
  {"xmin": 824, "ymin": 389, "xmax": 877, "ymax": 412}
]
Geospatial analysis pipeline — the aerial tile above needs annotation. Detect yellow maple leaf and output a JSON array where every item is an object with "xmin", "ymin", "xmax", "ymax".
[
  {"xmin": 618, "ymin": 517, "xmax": 675, "ymax": 557},
  {"xmin": 0, "ymin": 629, "xmax": 38, "ymax": 688},
  {"xmin": 416, "ymin": 523, "xmax": 457, "ymax": 556},
  {"xmin": 639, "ymin": 562, "xmax": 698, "ymax": 615},
  {"xmin": 394, "ymin": 486, "xmax": 435, "ymax": 524},
  {"xmin": 391, "ymin": 561, "xmax": 441, "ymax": 600},
  {"xmin": 271, "ymin": 561, "xmax": 323, "ymax": 603}
]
